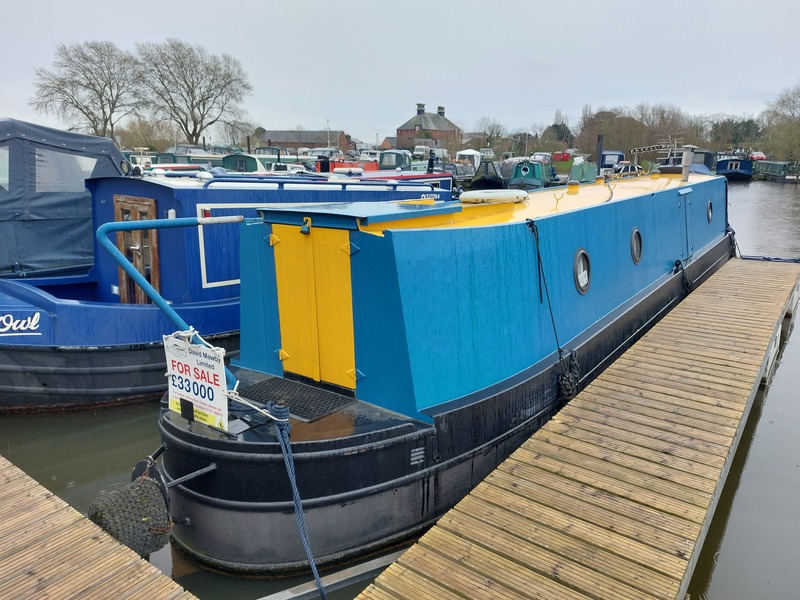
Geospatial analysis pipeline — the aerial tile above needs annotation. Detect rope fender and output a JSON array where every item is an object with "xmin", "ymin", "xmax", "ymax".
[{"xmin": 87, "ymin": 474, "xmax": 171, "ymax": 558}]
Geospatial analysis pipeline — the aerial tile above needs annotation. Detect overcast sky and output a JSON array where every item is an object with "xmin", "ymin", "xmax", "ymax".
[{"xmin": 2, "ymin": 0, "xmax": 796, "ymax": 146}]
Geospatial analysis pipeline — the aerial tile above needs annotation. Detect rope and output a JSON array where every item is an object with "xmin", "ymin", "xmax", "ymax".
[
  {"xmin": 525, "ymin": 219, "xmax": 582, "ymax": 402},
  {"xmin": 740, "ymin": 255, "xmax": 800, "ymax": 263},
  {"xmin": 272, "ymin": 403, "xmax": 327, "ymax": 600},
  {"xmin": 226, "ymin": 393, "xmax": 325, "ymax": 598},
  {"xmin": 171, "ymin": 326, "xmax": 215, "ymax": 349},
  {"xmin": 728, "ymin": 225, "xmax": 800, "ymax": 262},
  {"xmin": 526, "ymin": 219, "xmax": 562, "ymax": 356}
]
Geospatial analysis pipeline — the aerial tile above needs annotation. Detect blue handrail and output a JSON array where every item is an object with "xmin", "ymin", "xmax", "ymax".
[
  {"xmin": 201, "ymin": 175, "xmax": 438, "ymax": 191},
  {"xmin": 95, "ymin": 215, "xmax": 243, "ymax": 390}
]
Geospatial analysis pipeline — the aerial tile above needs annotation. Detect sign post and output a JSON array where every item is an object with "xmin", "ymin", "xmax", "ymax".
[{"xmin": 164, "ymin": 333, "xmax": 228, "ymax": 431}]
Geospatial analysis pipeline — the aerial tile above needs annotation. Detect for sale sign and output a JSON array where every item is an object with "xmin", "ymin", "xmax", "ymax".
[{"xmin": 164, "ymin": 333, "xmax": 228, "ymax": 431}]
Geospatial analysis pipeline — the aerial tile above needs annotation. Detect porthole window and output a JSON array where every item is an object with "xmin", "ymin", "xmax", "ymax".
[
  {"xmin": 630, "ymin": 228, "xmax": 642, "ymax": 264},
  {"xmin": 573, "ymin": 248, "xmax": 591, "ymax": 295},
  {"xmin": 707, "ymin": 200, "xmax": 713, "ymax": 224}
]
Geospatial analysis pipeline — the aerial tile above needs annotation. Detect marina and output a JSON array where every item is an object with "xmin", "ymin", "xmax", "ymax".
[{"xmin": 0, "ymin": 180, "xmax": 798, "ymax": 599}]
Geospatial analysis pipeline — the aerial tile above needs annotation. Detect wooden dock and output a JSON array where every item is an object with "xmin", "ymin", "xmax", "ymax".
[
  {"xmin": 358, "ymin": 258, "xmax": 800, "ymax": 600},
  {"xmin": 0, "ymin": 454, "xmax": 196, "ymax": 600}
]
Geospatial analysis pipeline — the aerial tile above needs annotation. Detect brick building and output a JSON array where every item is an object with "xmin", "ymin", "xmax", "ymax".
[{"xmin": 396, "ymin": 104, "xmax": 461, "ymax": 151}]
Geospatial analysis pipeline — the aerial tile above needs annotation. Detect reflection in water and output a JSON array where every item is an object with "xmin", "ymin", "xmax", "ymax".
[{"xmin": 1, "ymin": 181, "xmax": 799, "ymax": 599}]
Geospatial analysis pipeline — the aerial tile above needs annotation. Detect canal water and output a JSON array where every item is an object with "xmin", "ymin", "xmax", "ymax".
[{"xmin": 1, "ymin": 180, "xmax": 798, "ymax": 599}]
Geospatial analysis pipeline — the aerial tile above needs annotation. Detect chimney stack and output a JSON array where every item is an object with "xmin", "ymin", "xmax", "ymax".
[
  {"xmin": 437, "ymin": 106, "xmax": 445, "ymax": 117},
  {"xmin": 416, "ymin": 103, "xmax": 425, "ymax": 115}
]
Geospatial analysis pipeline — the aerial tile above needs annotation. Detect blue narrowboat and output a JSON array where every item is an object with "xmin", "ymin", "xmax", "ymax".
[
  {"xmin": 716, "ymin": 154, "xmax": 753, "ymax": 181},
  {"xmin": 152, "ymin": 150, "xmax": 734, "ymax": 575}
]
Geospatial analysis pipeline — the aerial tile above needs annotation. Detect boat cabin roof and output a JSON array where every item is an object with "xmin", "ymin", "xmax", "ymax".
[{"xmin": 255, "ymin": 171, "xmax": 719, "ymax": 233}]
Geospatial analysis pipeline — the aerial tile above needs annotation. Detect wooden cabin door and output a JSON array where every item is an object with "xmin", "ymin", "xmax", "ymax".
[
  {"xmin": 113, "ymin": 195, "xmax": 160, "ymax": 304},
  {"xmin": 271, "ymin": 221, "xmax": 356, "ymax": 390}
]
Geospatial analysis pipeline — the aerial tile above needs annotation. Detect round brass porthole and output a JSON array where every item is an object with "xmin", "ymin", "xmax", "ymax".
[
  {"xmin": 707, "ymin": 200, "xmax": 713, "ymax": 224},
  {"xmin": 630, "ymin": 228, "xmax": 642, "ymax": 264},
  {"xmin": 573, "ymin": 248, "xmax": 591, "ymax": 295}
]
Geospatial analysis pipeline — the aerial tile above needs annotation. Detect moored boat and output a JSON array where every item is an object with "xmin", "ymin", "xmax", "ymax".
[
  {"xmin": 0, "ymin": 155, "xmax": 451, "ymax": 411},
  {"xmin": 501, "ymin": 157, "xmax": 561, "ymax": 190},
  {"xmin": 716, "ymin": 153, "xmax": 753, "ymax": 181},
  {"xmin": 150, "ymin": 147, "xmax": 734, "ymax": 575}
]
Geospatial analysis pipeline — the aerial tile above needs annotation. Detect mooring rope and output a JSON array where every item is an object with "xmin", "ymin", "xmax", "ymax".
[
  {"xmin": 271, "ymin": 403, "xmax": 327, "ymax": 600},
  {"xmin": 226, "ymin": 393, "xmax": 326, "ymax": 599},
  {"xmin": 727, "ymin": 225, "xmax": 800, "ymax": 262},
  {"xmin": 525, "ymin": 219, "xmax": 581, "ymax": 403},
  {"xmin": 526, "ymin": 219, "xmax": 562, "ymax": 354}
]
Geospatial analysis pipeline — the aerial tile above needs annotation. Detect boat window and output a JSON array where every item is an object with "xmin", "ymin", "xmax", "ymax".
[
  {"xmin": 35, "ymin": 147, "xmax": 98, "ymax": 193},
  {"xmin": 707, "ymin": 200, "xmax": 713, "ymax": 224},
  {"xmin": 381, "ymin": 153, "xmax": 401, "ymax": 168},
  {"xmin": 0, "ymin": 144, "xmax": 8, "ymax": 192},
  {"xmin": 573, "ymin": 248, "xmax": 591, "ymax": 294},
  {"xmin": 630, "ymin": 228, "xmax": 642, "ymax": 264}
]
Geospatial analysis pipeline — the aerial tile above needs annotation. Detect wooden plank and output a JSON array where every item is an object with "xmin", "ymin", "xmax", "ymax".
[
  {"xmin": 576, "ymin": 392, "xmax": 740, "ymax": 440},
  {"xmin": 443, "ymin": 500, "xmax": 680, "ymax": 599},
  {"xmin": 469, "ymin": 478, "xmax": 692, "ymax": 577},
  {"xmin": 419, "ymin": 527, "xmax": 594, "ymax": 600},
  {"xmin": 438, "ymin": 506, "xmax": 674, "ymax": 600},
  {"xmin": 394, "ymin": 544, "xmax": 529, "ymax": 600},
  {"xmin": 360, "ymin": 260, "xmax": 800, "ymax": 600},
  {"xmin": 554, "ymin": 407, "xmax": 730, "ymax": 464},
  {"xmin": 0, "ymin": 455, "xmax": 195, "ymax": 600},
  {"xmin": 483, "ymin": 469, "xmax": 696, "ymax": 556},
  {"xmin": 531, "ymin": 428, "xmax": 718, "ymax": 492},
  {"xmin": 544, "ymin": 419, "xmax": 722, "ymax": 481}
]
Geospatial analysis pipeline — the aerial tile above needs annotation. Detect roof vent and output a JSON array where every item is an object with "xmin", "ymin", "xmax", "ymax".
[
  {"xmin": 416, "ymin": 103, "xmax": 425, "ymax": 115},
  {"xmin": 437, "ymin": 106, "xmax": 445, "ymax": 117}
]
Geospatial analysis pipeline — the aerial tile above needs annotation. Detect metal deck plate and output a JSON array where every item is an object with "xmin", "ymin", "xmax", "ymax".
[{"xmin": 238, "ymin": 378, "xmax": 356, "ymax": 423}]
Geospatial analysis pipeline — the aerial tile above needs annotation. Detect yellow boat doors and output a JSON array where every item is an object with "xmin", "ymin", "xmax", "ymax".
[{"xmin": 271, "ymin": 220, "xmax": 356, "ymax": 390}]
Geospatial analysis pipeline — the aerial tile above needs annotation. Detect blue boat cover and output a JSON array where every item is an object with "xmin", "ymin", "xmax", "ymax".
[{"xmin": 0, "ymin": 118, "xmax": 129, "ymax": 277}]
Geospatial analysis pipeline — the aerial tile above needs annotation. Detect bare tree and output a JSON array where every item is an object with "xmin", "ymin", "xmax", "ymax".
[
  {"xmin": 474, "ymin": 117, "xmax": 506, "ymax": 149},
  {"xmin": 116, "ymin": 115, "xmax": 183, "ymax": 151},
  {"xmin": 135, "ymin": 39, "xmax": 253, "ymax": 145},
  {"xmin": 30, "ymin": 41, "xmax": 140, "ymax": 138},
  {"xmin": 217, "ymin": 120, "xmax": 257, "ymax": 148},
  {"xmin": 762, "ymin": 82, "xmax": 800, "ymax": 160}
]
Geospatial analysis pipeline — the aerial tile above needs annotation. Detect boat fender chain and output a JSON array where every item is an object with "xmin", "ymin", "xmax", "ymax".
[
  {"xmin": 673, "ymin": 260, "xmax": 694, "ymax": 295},
  {"xmin": 557, "ymin": 351, "xmax": 581, "ymax": 405},
  {"xmin": 727, "ymin": 225, "xmax": 741, "ymax": 258}
]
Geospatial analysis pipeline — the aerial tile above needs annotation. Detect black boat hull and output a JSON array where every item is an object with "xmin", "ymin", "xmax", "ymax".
[{"xmin": 0, "ymin": 333, "xmax": 239, "ymax": 412}]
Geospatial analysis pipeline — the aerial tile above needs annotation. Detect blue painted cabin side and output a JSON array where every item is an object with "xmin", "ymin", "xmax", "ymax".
[{"xmin": 236, "ymin": 175, "xmax": 729, "ymax": 423}]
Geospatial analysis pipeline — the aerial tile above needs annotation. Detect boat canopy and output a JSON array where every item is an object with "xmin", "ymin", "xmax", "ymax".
[
  {"xmin": 455, "ymin": 149, "xmax": 481, "ymax": 170},
  {"xmin": 0, "ymin": 118, "xmax": 129, "ymax": 277}
]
